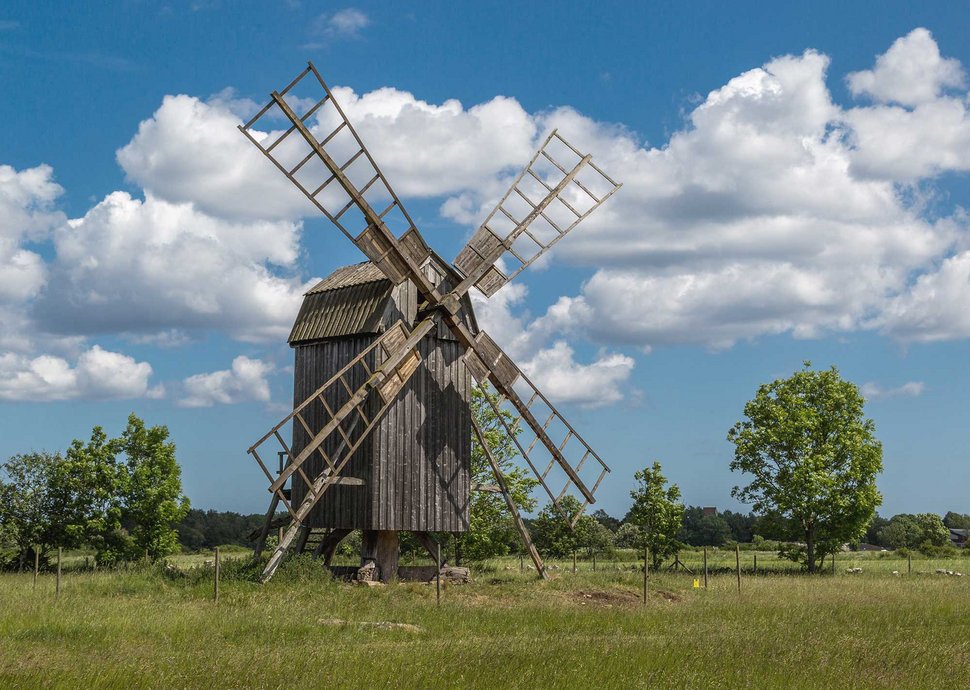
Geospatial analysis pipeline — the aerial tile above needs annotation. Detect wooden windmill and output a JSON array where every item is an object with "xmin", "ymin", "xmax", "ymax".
[{"xmin": 241, "ymin": 62, "xmax": 621, "ymax": 582}]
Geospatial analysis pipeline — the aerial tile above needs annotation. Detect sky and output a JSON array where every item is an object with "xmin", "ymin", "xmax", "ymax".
[{"xmin": 1, "ymin": 1, "xmax": 969, "ymax": 520}]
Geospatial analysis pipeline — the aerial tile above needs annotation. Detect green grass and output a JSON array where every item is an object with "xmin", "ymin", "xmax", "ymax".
[{"xmin": 1, "ymin": 552, "xmax": 969, "ymax": 689}]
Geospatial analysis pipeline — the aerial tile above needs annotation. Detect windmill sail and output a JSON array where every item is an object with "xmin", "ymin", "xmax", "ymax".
[{"xmin": 453, "ymin": 130, "xmax": 621, "ymax": 297}]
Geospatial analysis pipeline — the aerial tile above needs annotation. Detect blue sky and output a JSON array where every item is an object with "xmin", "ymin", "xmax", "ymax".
[{"xmin": 1, "ymin": 1, "xmax": 969, "ymax": 520}]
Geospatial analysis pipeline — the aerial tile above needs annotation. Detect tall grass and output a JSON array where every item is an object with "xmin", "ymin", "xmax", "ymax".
[{"xmin": 1, "ymin": 554, "xmax": 967, "ymax": 689}]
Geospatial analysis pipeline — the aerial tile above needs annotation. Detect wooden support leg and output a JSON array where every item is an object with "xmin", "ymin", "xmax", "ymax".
[
  {"xmin": 359, "ymin": 530, "xmax": 399, "ymax": 583},
  {"xmin": 253, "ymin": 493, "xmax": 281, "ymax": 559},
  {"xmin": 471, "ymin": 415, "xmax": 547, "ymax": 579},
  {"xmin": 313, "ymin": 528, "xmax": 352, "ymax": 565},
  {"xmin": 413, "ymin": 532, "xmax": 447, "ymax": 568},
  {"xmin": 294, "ymin": 524, "xmax": 312, "ymax": 554}
]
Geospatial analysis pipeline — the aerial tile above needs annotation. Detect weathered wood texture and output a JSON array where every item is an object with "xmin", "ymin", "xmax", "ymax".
[{"xmin": 290, "ymin": 335, "xmax": 471, "ymax": 532}]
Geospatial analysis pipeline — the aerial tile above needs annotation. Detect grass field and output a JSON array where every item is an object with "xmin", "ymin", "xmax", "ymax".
[{"xmin": 1, "ymin": 549, "xmax": 969, "ymax": 689}]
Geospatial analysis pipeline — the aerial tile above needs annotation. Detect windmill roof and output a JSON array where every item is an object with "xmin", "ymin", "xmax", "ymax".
[
  {"xmin": 306, "ymin": 262, "xmax": 388, "ymax": 294},
  {"xmin": 289, "ymin": 257, "xmax": 478, "ymax": 345}
]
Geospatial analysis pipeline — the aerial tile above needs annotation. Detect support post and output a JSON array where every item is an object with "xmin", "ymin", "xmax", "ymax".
[
  {"xmin": 471, "ymin": 413, "xmax": 546, "ymax": 578},
  {"xmin": 754, "ymin": 552, "xmax": 757, "ymax": 575},
  {"xmin": 643, "ymin": 545, "xmax": 648, "ymax": 604},
  {"xmin": 436, "ymin": 544, "xmax": 441, "ymax": 607},
  {"xmin": 735, "ymin": 544, "xmax": 741, "ymax": 593},
  {"xmin": 519, "ymin": 554, "xmax": 523, "ymax": 572},
  {"xmin": 703, "ymin": 546, "xmax": 708, "ymax": 589},
  {"xmin": 33, "ymin": 548, "xmax": 39, "ymax": 590},
  {"xmin": 56, "ymin": 547, "xmax": 62, "ymax": 599},
  {"xmin": 214, "ymin": 547, "xmax": 220, "ymax": 603},
  {"xmin": 253, "ymin": 493, "xmax": 281, "ymax": 558}
]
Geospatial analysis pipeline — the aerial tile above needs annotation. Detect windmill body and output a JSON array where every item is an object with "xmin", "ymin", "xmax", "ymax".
[
  {"xmin": 287, "ymin": 257, "xmax": 478, "ymax": 576},
  {"xmin": 241, "ymin": 62, "xmax": 621, "ymax": 583}
]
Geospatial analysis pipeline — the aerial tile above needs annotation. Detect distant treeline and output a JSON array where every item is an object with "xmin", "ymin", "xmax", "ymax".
[{"xmin": 175, "ymin": 506, "xmax": 970, "ymax": 553}]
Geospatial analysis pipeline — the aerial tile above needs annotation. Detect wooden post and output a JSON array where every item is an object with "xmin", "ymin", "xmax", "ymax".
[
  {"xmin": 573, "ymin": 550, "xmax": 577, "ymax": 574},
  {"xmin": 33, "ymin": 548, "xmax": 39, "ymax": 590},
  {"xmin": 703, "ymin": 546, "xmax": 708, "ymax": 589},
  {"xmin": 214, "ymin": 547, "xmax": 220, "ymax": 603},
  {"xmin": 832, "ymin": 552, "xmax": 836, "ymax": 575},
  {"xmin": 519, "ymin": 554, "xmax": 523, "ymax": 572},
  {"xmin": 735, "ymin": 544, "xmax": 741, "ymax": 593},
  {"xmin": 753, "ymin": 552, "xmax": 757, "ymax": 576},
  {"xmin": 643, "ymin": 545, "xmax": 648, "ymax": 604},
  {"xmin": 593, "ymin": 552, "xmax": 596, "ymax": 572},
  {"xmin": 908, "ymin": 553, "xmax": 912, "ymax": 575},
  {"xmin": 56, "ymin": 547, "xmax": 62, "ymax": 599},
  {"xmin": 436, "ymin": 544, "xmax": 441, "ymax": 607}
]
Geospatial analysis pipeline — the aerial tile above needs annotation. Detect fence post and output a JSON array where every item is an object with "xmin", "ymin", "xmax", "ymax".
[
  {"xmin": 703, "ymin": 546, "xmax": 708, "ymax": 589},
  {"xmin": 593, "ymin": 552, "xmax": 596, "ymax": 572},
  {"xmin": 832, "ymin": 552, "xmax": 836, "ymax": 575},
  {"xmin": 908, "ymin": 553, "xmax": 912, "ymax": 575},
  {"xmin": 519, "ymin": 553, "xmax": 523, "ymax": 572},
  {"xmin": 735, "ymin": 544, "xmax": 741, "ymax": 593},
  {"xmin": 572, "ymin": 550, "xmax": 576, "ymax": 574},
  {"xmin": 33, "ymin": 548, "xmax": 39, "ymax": 590},
  {"xmin": 214, "ymin": 547, "xmax": 220, "ymax": 603},
  {"xmin": 436, "ymin": 544, "xmax": 441, "ymax": 607},
  {"xmin": 56, "ymin": 547, "xmax": 62, "ymax": 599},
  {"xmin": 642, "ymin": 545, "xmax": 648, "ymax": 604},
  {"xmin": 753, "ymin": 552, "xmax": 757, "ymax": 576}
]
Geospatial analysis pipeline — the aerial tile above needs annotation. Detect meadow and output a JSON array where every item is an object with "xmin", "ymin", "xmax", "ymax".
[{"xmin": 1, "ymin": 549, "xmax": 968, "ymax": 689}]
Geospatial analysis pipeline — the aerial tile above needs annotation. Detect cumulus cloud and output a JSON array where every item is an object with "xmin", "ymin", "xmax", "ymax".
[
  {"xmin": 847, "ymin": 28, "xmax": 965, "ymax": 106},
  {"xmin": 179, "ymin": 356, "xmax": 274, "ymax": 407},
  {"xmin": 35, "ymin": 191, "xmax": 312, "ymax": 343},
  {"xmin": 320, "ymin": 8, "xmax": 370, "ymax": 38},
  {"xmin": 0, "ymin": 345, "xmax": 159, "ymax": 402},
  {"xmin": 860, "ymin": 380, "xmax": 925, "ymax": 400},
  {"xmin": 467, "ymin": 32, "xmax": 970, "ymax": 351}
]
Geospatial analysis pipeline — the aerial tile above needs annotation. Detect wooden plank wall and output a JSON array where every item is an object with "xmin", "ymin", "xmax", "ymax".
[{"xmin": 291, "ymin": 334, "xmax": 471, "ymax": 532}]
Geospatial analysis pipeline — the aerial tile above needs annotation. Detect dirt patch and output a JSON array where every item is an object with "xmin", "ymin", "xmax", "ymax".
[{"xmin": 573, "ymin": 589, "xmax": 642, "ymax": 606}]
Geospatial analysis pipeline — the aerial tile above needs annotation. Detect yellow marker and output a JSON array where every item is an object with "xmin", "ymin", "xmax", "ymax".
[{"xmin": 693, "ymin": 578, "xmax": 700, "ymax": 589}]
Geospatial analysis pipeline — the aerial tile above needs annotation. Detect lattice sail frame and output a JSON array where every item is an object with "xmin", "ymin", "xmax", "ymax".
[
  {"xmin": 453, "ymin": 130, "xmax": 621, "ymax": 297},
  {"xmin": 466, "ymin": 334, "xmax": 609, "ymax": 527},
  {"xmin": 238, "ymin": 63, "xmax": 431, "ymax": 284}
]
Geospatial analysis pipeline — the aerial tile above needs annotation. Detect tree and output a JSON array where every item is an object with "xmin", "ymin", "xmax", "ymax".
[
  {"xmin": 878, "ymin": 513, "xmax": 949, "ymax": 550},
  {"xmin": 864, "ymin": 513, "xmax": 891, "ymax": 545},
  {"xmin": 679, "ymin": 506, "xmax": 732, "ymax": 546},
  {"xmin": 118, "ymin": 414, "xmax": 190, "ymax": 560},
  {"xmin": 453, "ymin": 387, "xmax": 537, "ymax": 562},
  {"xmin": 625, "ymin": 461, "xmax": 684, "ymax": 569},
  {"xmin": 531, "ymin": 495, "xmax": 604, "ymax": 558},
  {"xmin": 943, "ymin": 511, "xmax": 970, "ymax": 530},
  {"xmin": 614, "ymin": 522, "xmax": 643, "ymax": 549},
  {"xmin": 728, "ymin": 363, "xmax": 883, "ymax": 573},
  {"xmin": 0, "ymin": 452, "xmax": 60, "ymax": 568},
  {"xmin": 49, "ymin": 426, "xmax": 126, "ymax": 560},
  {"xmin": 591, "ymin": 509, "xmax": 621, "ymax": 532}
]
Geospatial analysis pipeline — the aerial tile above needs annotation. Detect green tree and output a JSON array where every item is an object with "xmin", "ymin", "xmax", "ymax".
[
  {"xmin": 864, "ymin": 513, "xmax": 891, "ymax": 546},
  {"xmin": 614, "ymin": 522, "xmax": 643, "ymax": 549},
  {"xmin": 453, "ymin": 387, "xmax": 537, "ymax": 562},
  {"xmin": 531, "ymin": 495, "xmax": 602, "ymax": 558},
  {"xmin": 0, "ymin": 452, "xmax": 60, "ymax": 568},
  {"xmin": 625, "ymin": 461, "xmax": 684, "ymax": 569},
  {"xmin": 118, "ymin": 414, "xmax": 190, "ymax": 561},
  {"xmin": 943, "ymin": 511, "xmax": 970, "ymax": 530},
  {"xmin": 728, "ymin": 363, "xmax": 883, "ymax": 573},
  {"xmin": 49, "ymin": 426, "xmax": 126, "ymax": 560},
  {"xmin": 878, "ymin": 513, "xmax": 949, "ymax": 550},
  {"xmin": 679, "ymin": 506, "xmax": 732, "ymax": 546}
]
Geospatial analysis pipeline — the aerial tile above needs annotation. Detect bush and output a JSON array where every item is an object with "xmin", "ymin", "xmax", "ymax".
[{"xmin": 919, "ymin": 542, "xmax": 960, "ymax": 558}]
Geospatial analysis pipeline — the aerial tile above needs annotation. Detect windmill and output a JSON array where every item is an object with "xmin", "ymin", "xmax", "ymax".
[{"xmin": 240, "ymin": 62, "xmax": 622, "ymax": 583}]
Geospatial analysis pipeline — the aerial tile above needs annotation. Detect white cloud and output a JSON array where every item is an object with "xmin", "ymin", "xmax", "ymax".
[
  {"xmin": 0, "ymin": 345, "xmax": 157, "ymax": 402},
  {"xmin": 179, "ymin": 355, "xmax": 274, "ymax": 407},
  {"xmin": 36, "ymin": 191, "xmax": 312, "ymax": 343},
  {"xmin": 521, "ymin": 341, "xmax": 634, "ymax": 407},
  {"xmin": 860, "ymin": 381, "xmax": 925, "ymax": 400},
  {"xmin": 468, "ymin": 32, "xmax": 970, "ymax": 350},
  {"xmin": 322, "ymin": 8, "xmax": 370, "ymax": 38},
  {"xmin": 847, "ymin": 28, "xmax": 965, "ymax": 106}
]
